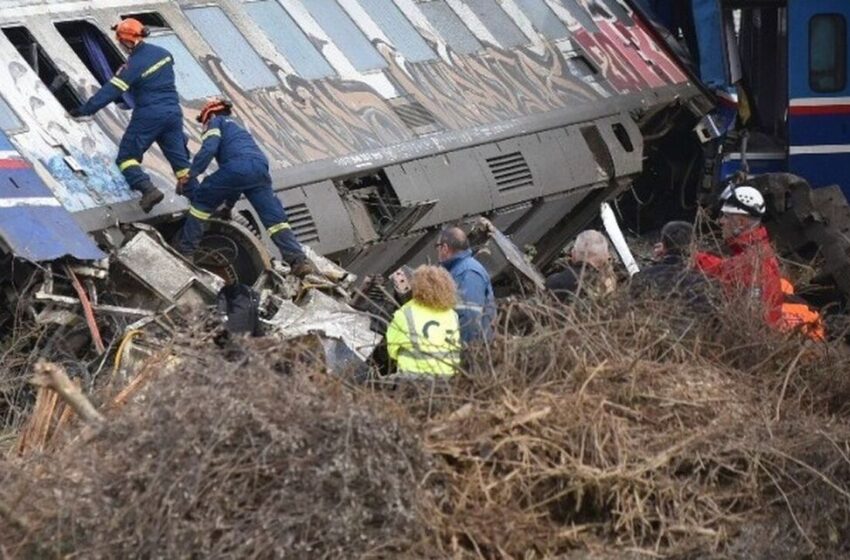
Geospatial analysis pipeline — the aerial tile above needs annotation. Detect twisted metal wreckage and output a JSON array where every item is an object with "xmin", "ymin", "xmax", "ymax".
[{"xmin": 1, "ymin": 0, "xmax": 850, "ymax": 384}]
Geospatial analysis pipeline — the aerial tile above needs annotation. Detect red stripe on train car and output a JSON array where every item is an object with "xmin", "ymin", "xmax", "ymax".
[
  {"xmin": 790, "ymin": 104, "xmax": 850, "ymax": 116},
  {"xmin": 0, "ymin": 159, "xmax": 31, "ymax": 169}
]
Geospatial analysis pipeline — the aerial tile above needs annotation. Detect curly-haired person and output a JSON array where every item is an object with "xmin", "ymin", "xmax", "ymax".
[{"xmin": 386, "ymin": 265, "xmax": 461, "ymax": 377}]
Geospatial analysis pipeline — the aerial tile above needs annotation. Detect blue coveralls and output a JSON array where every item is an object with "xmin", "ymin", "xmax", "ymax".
[
  {"xmin": 78, "ymin": 41, "xmax": 196, "ymax": 193},
  {"xmin": 173, "ymin": 115, "xmax": 306, "ymax": 264}
]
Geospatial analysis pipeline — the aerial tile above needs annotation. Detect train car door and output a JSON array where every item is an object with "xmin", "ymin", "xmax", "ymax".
[{"xmin": 788, "ymin": 0, "xmax": 850, "ymax": 196}]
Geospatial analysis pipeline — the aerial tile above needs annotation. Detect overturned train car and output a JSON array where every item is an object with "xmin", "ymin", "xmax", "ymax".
[{"xmin": 0, "ymin": 0, "xmax": 710, "ymax": 283}]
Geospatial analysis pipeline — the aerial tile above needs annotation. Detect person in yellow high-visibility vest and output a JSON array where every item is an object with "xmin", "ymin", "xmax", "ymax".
[{"xmin": 386, "ymin": 265, "xmax": 461, "ymax": 376}]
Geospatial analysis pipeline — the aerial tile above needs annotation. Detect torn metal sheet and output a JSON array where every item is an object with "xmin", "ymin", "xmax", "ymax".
[
  {"xmin": 0, "ymin": 132, "xmax": 104, "ymax": 262},
  {"xmin": 264, "ymin": 289, "xmax": 381, "ymax": 361},
  {"xmin": 115, "ymin": 228, "xmax": 224, "ymax": 303},
  {"xmin": 472, "ymin": 217, "xmax": 546, "ymax": 290}
]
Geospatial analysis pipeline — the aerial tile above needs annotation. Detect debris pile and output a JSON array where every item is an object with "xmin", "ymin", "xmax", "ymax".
[
  {"xmin": 1, "ymin": 335, "xmax": 429, "ymax": 559},
  {"xmin": 2, "ymin": 295, "xmax": 850, "ymax": 558}
]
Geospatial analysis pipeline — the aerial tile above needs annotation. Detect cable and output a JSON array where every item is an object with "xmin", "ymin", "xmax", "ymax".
[{"xmin": 112, "ymin": 329, "xmax": 142, "ymax": 379}]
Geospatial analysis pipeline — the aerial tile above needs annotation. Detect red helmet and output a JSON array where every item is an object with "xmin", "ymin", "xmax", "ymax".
[
  {"xmin": 112, "ymin": 18, "xmax": 148, "ymax": 45},
  {"xmin": 197, "ymin": 98, "xmax": 233, "ymax": 125}
]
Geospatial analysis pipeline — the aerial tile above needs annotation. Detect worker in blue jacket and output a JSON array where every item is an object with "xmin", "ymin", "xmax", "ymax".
[
  {"xmin": 436, "ymin": 227, "xmax": 496, "ymax": 345},
  {"xmin": 172, "ymin": 98, "xmax": 313, "ymax": 276},
  {"xmin": 70, "ymin": 18, "xmax": 196, "ymax": 213}
]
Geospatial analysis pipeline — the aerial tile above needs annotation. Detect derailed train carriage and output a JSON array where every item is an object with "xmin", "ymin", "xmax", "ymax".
[{"xmin": 0, "ymin": 0, "xmax": 710, "ymax": 304}]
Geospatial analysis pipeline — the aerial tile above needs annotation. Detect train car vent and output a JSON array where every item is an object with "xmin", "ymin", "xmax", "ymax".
[
  {"xmin": 388, "ymin": 96, "xmax": 442, "ymax": 135},
  {"xmin": 287, "ymin": 203, "xmax": 320, "ymax": 243},
  {"xmin": 486, "ymin": 152, "xmax": 534, "ymax": 192}
]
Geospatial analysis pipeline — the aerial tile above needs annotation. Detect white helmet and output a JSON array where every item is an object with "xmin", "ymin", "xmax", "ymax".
[{"xmin": 720, "ymin": 185, "xmax": 765, "ymax": 217}]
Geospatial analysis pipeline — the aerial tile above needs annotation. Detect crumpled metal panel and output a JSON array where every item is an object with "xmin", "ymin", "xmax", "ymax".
[
  {"xmin": 264, "ymin": 289, "xmax": 381, "ymax": 360},
  {"xmin": 0, "ymin": 132, "xmax": 104, "ymax": 262},
  {"xmin": 116, "ymin": 229, "xmax": 224, "ymax": 302}
]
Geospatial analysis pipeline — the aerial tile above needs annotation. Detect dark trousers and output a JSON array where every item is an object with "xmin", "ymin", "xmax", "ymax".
[
  {"xmin": 174, "ymin": 159, "xmax": 305, "ymax": 263},
  {"xmin": 116, "ymin": 110, "xmax": 197, "ymax": 193}
]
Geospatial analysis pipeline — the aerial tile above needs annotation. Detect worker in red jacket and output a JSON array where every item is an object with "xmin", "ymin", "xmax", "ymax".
[{"xmin": 695, "ymin": 186, "xmax": 783, "ymax": 325}]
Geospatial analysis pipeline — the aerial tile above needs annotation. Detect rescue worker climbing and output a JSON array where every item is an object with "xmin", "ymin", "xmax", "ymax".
[
  {"xmin": 386, "ymin": 265, "xmax": 461, "ymax": 377},
  {"xmin": 173, "ymin": 98, "xmax": 312, "ymax": 275},
  {"xmin": 70, "ymin": 18, "xmax": 195, "ymax": 213}
]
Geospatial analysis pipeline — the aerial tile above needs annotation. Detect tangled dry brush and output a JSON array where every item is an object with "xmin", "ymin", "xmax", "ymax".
[{"xmin": 2, "ymin": 294, "xmax": 850, "ymax": 559}]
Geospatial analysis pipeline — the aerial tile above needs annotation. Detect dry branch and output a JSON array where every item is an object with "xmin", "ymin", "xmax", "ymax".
[{"xmin": 29, "ymin": 360, "xmax": 104, "ymax": 425}]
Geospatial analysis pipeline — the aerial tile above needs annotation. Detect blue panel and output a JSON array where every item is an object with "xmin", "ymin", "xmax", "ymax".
[
  {"xmin": 0, "ymin": 206, "xmax": 105, "ymax": 261},
  {"xmin": 244, "ymin": 0, "xmax": 335, "ymax": 79},
  {"xmin": 302, "ymin": 0, "xmax": 387, "ymax": 71},
  {"xmin": 461, "ymin": 0, "xmax": 528, "ymax": 48},
  {"xmin": 185, "ymin": 6, "xmax": 280, "ymax": 90},
  {"xmin": 357, "ymin": 0, "xmax": 436, "ymax": 62},
  {"xmin": 0, "ymin": 131, "xmax": 104, "ymax": 261},
  {"xmin": 789, "ymin": 153, "xmax": 850, "ymax": 196},
  {"xmin": 788, "ymin": 0, "xmax": 850, "ymax": 99},
  {"xmin": 147, "ymin": 34, "xmax": 221, "ymax": 100},
  {"xmin": 419, "ymin": 0, "xmax": 481, "ymax": 54},
  {"xmin": 787, "ymin": 114, "xmax": 850, "ymax": 145},
  {"xmin": 691, "ymin": 0, "xmax": 726, "ymax": 89},
  {"xmin": 513, "ymin": 0, "xmax": 569, "ymax": 40}
]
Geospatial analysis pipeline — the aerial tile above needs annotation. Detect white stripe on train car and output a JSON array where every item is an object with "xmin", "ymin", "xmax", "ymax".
[
  {"xmin": 789, "ymin": 144, "xmax": 850, "ymax": 155},
  {"xmin": 0, "ymin": 197, "xmax": 62, "ymax": 208},
  {"xmin": 790, "ymin": 97, "xmax": 850, "ymax": 107}
]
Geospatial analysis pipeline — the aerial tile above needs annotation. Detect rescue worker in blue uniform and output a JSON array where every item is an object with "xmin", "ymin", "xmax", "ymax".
[
  {"xmin": 173, "ymin": 98, "xmax": 313, "ymax": 276},
  {"xmin": 70, "ymin": 18, "xmax": 196, "ymax": 213}
]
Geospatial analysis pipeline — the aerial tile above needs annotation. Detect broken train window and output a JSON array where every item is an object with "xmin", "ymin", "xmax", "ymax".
[
  {"xmin": 54, "ymin": 20, "xmax": 132, "ymax": 107},
  {"xmin": 1, "ymin": 26, "xmax": 83, "ymax": 112}
]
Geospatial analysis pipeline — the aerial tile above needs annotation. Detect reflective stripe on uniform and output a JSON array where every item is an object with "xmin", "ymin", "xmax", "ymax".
[
  {"xmin": 399, "ymin": 305, "xmax": 460, "ymax": 375},
  {"xmin": 268, "ymin": 222, "xmax": 291, "ymax": 236},
  {"xmin": 174, "ymin": 168, "xmax": 190, "ymax": 179},
  {"xmin": 189, "ymin": 206, "xmax": 212, "ymax": 220},
  {"xmin": 118, "ymin": 159, "xmax": 141, "ymax": 171},
  {"xmin": 141, "ymin": 56, "xmax": 173, "ymax": 78},
  {"xmin": 110, "ymin": 77, "xmax": 130, "ymax": 91},
  {"xmin": 201, "ymin": 128, "xmax": 221, "ymax": 141}
]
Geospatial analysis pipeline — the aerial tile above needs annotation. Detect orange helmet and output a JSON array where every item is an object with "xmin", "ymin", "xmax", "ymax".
[
  {"xmin": 112, "ymin": 18, "xmax": 148, "ymax": 45},
  {"xmin": 197, "ymin": 98, "xmax": 233, "ymax": 125}
]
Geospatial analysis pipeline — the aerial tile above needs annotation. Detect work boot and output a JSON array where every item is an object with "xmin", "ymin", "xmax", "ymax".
[
  {"xmin": 137, "ymin": 184, "xmax": 164, "ymax": 213},
  {"xmin": 290, "ymin": 259, "xmax": 318, "ymax": 278}
]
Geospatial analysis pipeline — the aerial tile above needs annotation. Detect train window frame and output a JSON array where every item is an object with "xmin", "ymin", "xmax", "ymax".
[
  {"xmin": 0, "ymin": 94, "xmax": 26, "ymax": 134},
  {"xmin": 119, "ymin": 12, "xmax": 171, "ymax": 29},
  {"xmin": 144, "ymin": 33, "xmax": 223, "ymax": 101},
  {"xmin": 455, "ymin": 0, "xmax": 529, "ymax": 49},
  {"xmin": 417, "ymin": 0, "xmax": 482, "ymax": 55},
  {"xmin": 809, "ymin": 13, "xmax": 847, "ymax": 94},
  {"xmin": 512, "ymin": 0, "xmax": 569, "ymax": 41},
  {"xmin": 1, "ymin": 25, "xmax": 84, "ymax": 113},
  {"xmin": 355, "ymin": 0, "xmax": 437, "ymax": 63},
  {"xmin": 300, "ymin": 0, "xmax": 388, "ymax": 73},
  {"xmin": 242, "ymin": 0, "xmax": 336, "ymax": 80},
  {"xmin": 54, "ymin": 19, "xmax": 126, "ymax": 85},
  {"xmin": 184, "ymin": 5, "xmax": 280, "ymax": 91}
]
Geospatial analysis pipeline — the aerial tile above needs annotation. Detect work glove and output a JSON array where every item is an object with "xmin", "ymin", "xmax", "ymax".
[
  {"xmin": 175, "ymin": 175, "xmax": 190, "ymax": 196},
  {"xmin": 67, "ymin": 107, "xmax": 83, "ymax": 118}
]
